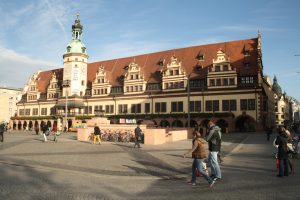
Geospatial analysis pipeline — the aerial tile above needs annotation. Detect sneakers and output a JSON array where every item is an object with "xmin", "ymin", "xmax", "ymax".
[
  {"xmin": 209, "ymin": 180, "xmax": 215, "ymax": 188},
  {"xmin": 187, "ymin": 181, "xmax": 196, "ymax": 186}
]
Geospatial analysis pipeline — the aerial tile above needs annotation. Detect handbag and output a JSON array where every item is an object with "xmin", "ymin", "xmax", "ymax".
[{"xmin": 138, "ymin": 136, "xmax": 142, "ymax": 141}]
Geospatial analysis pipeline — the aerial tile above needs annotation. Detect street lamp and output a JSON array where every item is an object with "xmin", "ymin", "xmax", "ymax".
[{"xmin": 62, "ymin": 80, "xmax": 71, "ymax": 132}]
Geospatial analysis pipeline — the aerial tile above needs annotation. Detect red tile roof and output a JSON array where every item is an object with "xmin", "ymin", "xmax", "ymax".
[{"xmin": 34, "ymin": 38, "xmax": 259, "ymax": 93}]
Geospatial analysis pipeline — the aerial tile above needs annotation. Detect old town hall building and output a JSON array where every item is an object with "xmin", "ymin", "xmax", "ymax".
[{"xmin": 14, "ymin": 15, "xmax": 275, "ymax": 132}]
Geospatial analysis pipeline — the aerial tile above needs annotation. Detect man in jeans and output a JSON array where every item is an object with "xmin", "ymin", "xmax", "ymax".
[{"xmin": 206, "ymin": 120, "xmax": 222, "ymax": 181}]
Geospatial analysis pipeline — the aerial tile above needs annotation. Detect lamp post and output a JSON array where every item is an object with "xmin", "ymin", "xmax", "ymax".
[
  {"xmin": 62, "ymin": 80, "xmax": 71, "ymax": 132},
  {"xmin": 187, "ymin": 76, "xmax": 191, "ymax": 128}
]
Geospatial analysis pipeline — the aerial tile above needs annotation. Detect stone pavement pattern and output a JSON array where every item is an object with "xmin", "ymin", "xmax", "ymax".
[{"xmin": 0, "ymin": 131, "xmax": 300, "ymax": 200}]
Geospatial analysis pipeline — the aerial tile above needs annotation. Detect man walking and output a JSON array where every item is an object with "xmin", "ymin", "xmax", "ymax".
[
  {"xmin": 93, "ymin": 123, "xmax": 101, "ymax": 144},
  {"xmin": 206, "ymin": 120, "xmax": 222, "ymax": 181},
  {"xmin": 134, "ymin": 124, "xmax": 142, "ymax": 148},
  {"xmin": 0, "ymin": 122, "xmax": 5, "ymax": 143}
]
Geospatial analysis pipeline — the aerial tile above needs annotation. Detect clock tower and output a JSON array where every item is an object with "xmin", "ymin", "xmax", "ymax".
[{"xmin": 63, "ymin": 14, "xmax": 88, "ymax": 97}]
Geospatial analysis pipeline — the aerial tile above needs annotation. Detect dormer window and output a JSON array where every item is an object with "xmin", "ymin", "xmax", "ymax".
[
  {"xmin": 67, "ymin": 46, "xmax": 71, "ymax": 53},
  {"xmin": 197, "ymin": 52, "xmax": 204, "ymax": 61},
  {"xmin": 244, "ymin": 50, "xmax": 250, "ymax": 56},
  {"xmin": 195, "ymin": 65, "xmax": 203, "ymax": 72},
  {"xmin": 215, "ymin": 65, "xmax": 221, "ymax": 72},
  {"xmin": 244, "ymin": 62, "xmax": 251, "ymax": 68},
  {"xmin": 82, "ymin": 47, "xmax": 86, "ymax": 53}
]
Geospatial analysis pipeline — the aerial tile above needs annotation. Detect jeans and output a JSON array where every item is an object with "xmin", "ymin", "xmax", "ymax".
[
  {"xmin": 134, "ymin": 138, "xmax": 141, "ymax": 148},
  {"xmin": 208, "ymin": 151, "xmax": 222, "ymax": 179},
  {"xmin": 191, "ymin": 158, "xmax": 213, "ymax": 184},
  {"xmin": 278, "ymin": 159, "xmax": 289, "ymax": 176}
]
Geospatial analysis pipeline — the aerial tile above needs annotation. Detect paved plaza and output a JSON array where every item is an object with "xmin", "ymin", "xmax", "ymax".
[{"xmin": 0, "ymin": 131, "xmax": 300, "ymax": 200}]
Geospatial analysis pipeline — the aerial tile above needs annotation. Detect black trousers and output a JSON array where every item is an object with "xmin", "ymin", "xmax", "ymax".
[{"xmin": 0, "ymin": 132, "xmax": 3, "ymax": 142}]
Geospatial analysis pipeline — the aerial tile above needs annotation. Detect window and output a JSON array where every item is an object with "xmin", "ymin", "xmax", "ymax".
[
  {"xmin": 81, "ymin": 80, "xmax": 84, "ymax": 86},
  {"xmin": 223, "ymin": 65, "xmax": 229, "ymax": 71},
  {"xmin": 190, "ymin": 101, "xmax": 201, "ymax": 112},
  {"xmin": 213, "ymin": 100, "xmax": 219, "ymax": 111},
  {"xmin": 155, "ymin": 102, "xmax": 166, "ymax": 113},
  {"xmin": 118, "ymin": 104, "xmax": 128, "ymax": 114},
  {"xmin": 205, "ymin": 101, "xmax": 212, "ymax": 111},
  {"xmin": 171, "ymin": 101, "xmax": 183, "ymax": 112},
  {"xmin": 145, "ymin": 103, "xmax": 150, "ymax": 113},
  {"xmin": 139, "ymin": 85, "xmax": 143, "ymax": 91},
  {"xmin": 135, "ymin": 74, "xmax": 139, "ymax": 79},
  {"xmin": 146, "ymin": 83, "xmax": 160, "ymax": 91},
  {"xmin": 210, "ymin": 79, "xmax": 215, "ymax": 86},
  {"xmin": 229, "ymin": 78, "xmax": 235, "ymax": 85},
  {"xmin": 248, "ymin": 99, "xmax": 256, "ymax": 110},
  {"xmin": 169, "ymin": 70, "xmax": 173, "ymax": 76},
  {"xmin": 111, "ymin": 86, "xmax": 123, "ymax": 94},
  {"xmin": 216, "ymin": 79, "xmax": 221, "ymax": 86},
  {"xmin": 41, "ymin": 108, "xmax": 47, "ymax": 115},
  {"xmin": 88, "ymin": 106, "xmax": 93, "ymax": 114},
  {"xmin": 174, "ymin": 70, "xmax": 179, "ymax": 75},
  {"xmin": 130, "ymin": 75, "xmax": 134, "ymax": 80},
  {"xmin": 223, "ymin": 79, "xmax": 228, "ymax": 86},
  {"xmin": 105, "ymin": 105, "xmax": 114, "ymax": 114},
  {"xmin": 32, "ymin": 108, "xmax": 39, "ymax": 115},
  {"xmin": 215, "ymin": 65, "xmax": 220, "ymax": 72},
  {"xmin": 240, "ymin": 99, "xmax": 248, "ymax": 110},
  {"xmin": 25, "ymin": 109, "xmax": 30, "ymax": 116},
  {"xmin": 131, "ymin": 104, "xmax": 141, "ymax": 113},
  {"xmin": 241, "ymin": 76, "xmax": 254, "ymax": 84},
  {"xmin": 230, "ymin": 100, "xmax": 237, "ymax": 111},
  {"xmin": 222, "ymin": 100, "xmax": 236, "ymax": 111},
  {"xmin": 222, "ymin": 100, "xmax": 230, "ymax": 111},
  {"xmin": 19, "ymin": 109, "xmax": 24, "ymax": 116},
  {"xmin": 179, "ymin": 81, "xmax": 184, "ymax": 88}
]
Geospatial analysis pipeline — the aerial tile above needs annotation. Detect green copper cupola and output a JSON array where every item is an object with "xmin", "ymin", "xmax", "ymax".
[{"xmin": 65, "ymin": 13, "xmax": 87, "ymax": 55}]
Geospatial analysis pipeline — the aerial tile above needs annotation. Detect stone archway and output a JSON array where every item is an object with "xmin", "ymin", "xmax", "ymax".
[
  {"xmin": 18, "ymin": 121, "xmax": 22, "ymax": 130},
  {"xmin": 172, "ymin": 120, "xmax": 183, "ymax": 128},
  {"xmin": 23, "ymin": 121, "xmax": 27, "ymax": 130},
  {"xmin": 235, "ymin": 115, "xmax": 256, "ymax": 132},
  {"xmin": 160, "ymin": 120, "xmax": 170, "ymax": 128},
  {"xmin": 216, "ymin": 119, "xmax": 228, "ymax": 133},
  {"xmin": 185, "ymin": 120, "xmax": 198, "ymax": 128}
]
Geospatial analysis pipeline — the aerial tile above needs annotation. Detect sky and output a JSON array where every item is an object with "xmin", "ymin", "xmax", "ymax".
[{"xmin": 0, "ymin": 0, "xmax": 299, "ymax": 100}]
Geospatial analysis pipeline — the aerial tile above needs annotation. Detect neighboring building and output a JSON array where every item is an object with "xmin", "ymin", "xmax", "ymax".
[
  {"xmin": 13, "ymin": 15, "xmax": 275, "ymax": 132},
  {"xmin": 0, "ymin": 87, "xmax": 22, "ymax": 123}
]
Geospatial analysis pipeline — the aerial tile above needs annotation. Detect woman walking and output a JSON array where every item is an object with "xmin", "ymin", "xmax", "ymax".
[
  {"xmin": 275, "ymin": 126, "xmax": 289, "ymax": 177},
  {"xmin": 183, "ymin": 131, "xmax": 215, "ymax": 188}
]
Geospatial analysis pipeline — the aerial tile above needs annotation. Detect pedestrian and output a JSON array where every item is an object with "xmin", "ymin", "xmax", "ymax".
[
  {"xmin": 183, "ymin": 130, "xmax": 215, "ymax": 187},
  {"xmin": 34, "ymin": 124, "xmax": 39, "ymax": 135},
  {"xmin": 133, "ymin": 124, "xmax": 142, "ymax": 148},
  {"xmin": 266, "ymin": 126, "xmax": 273, "ymax": 141},
  {"xmin": 0, "ymin": 122, "xmax": 6, "ymax": 143},
  {"xmin": 275, "ymin": 126, "xmax": 289, "ymax": 177},
  {"xmin": 205, "ymin": 119, "xmax": 222, "ymax": 181},
  {"xmin": 283, "ymin": 126, "xmax": 295, "ymax": 174},
  {"xmin": 42, "ymin": 124, "xmax": 49, "ymax": 142},
  {"xmin": 52, "ymin": 124, "xmax": 58, "ymax": 142},
  {"xmin": 93, "ymin": 123, "xmax": 101, "ymax": 144}
]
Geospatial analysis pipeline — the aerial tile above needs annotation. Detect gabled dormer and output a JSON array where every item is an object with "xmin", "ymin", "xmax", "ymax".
[
  {"xmin": 47, "ymin": 72, "xmax": 61, "ymax": 99},
  {"xmin": 207, "ymin": 49, "xmax": 237, "ymax": 89},
  {"xmin": 92, "ymin": 65, "xmax": 111, "ymax": 96},
  {"xmin": 27, "ymin": 74, "xmax": 40, "ymax": 101},
  {"xmin": 123, "ymin": 60, "xmax": 146, "ymax": 94},
  {"xmin": 162, "ymin": 55, "xmax": 187, "ymax": 90}
]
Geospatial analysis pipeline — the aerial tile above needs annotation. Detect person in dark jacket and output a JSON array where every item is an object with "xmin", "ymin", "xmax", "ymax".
[
  {"xmin": 133, "ymin": 124, "xmax": 142, "ymax": 148},
  {"xmin": 205, "ymin": 120, "xmax": 222, "ymax": 181},
  {"xmin": 0, "ymin": 122, "xmax": 5, "ymax": 143},
  {"xmin": 275, "ymin": 126, "xmax": 289, "ymax": 177},
  {"xmin": 183, "ymin": 131, "xmax": 215, "ymax": 188},
  {"xmin": 93, "ymin": 124, "xmax": 101, "ymax": 144},
  {"xmin": 41, "ymin": 124, "xmax": 49, "ymax": 142}
]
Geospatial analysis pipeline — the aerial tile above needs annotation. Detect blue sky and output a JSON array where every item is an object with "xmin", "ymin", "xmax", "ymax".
[{"xmin": 0, "ymin": 0, "xmax": 299, "ymax": 100}]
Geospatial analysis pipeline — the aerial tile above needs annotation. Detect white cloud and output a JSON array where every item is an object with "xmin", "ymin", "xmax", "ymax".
[{"xmin": 0, "ymin": 46, "xmax": 58, "ymax": 88}]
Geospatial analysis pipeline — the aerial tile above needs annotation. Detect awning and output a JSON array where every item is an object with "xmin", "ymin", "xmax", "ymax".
[{"xmin": 54, "ymin": 101, "xmax": 85, "ymax": 109}]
